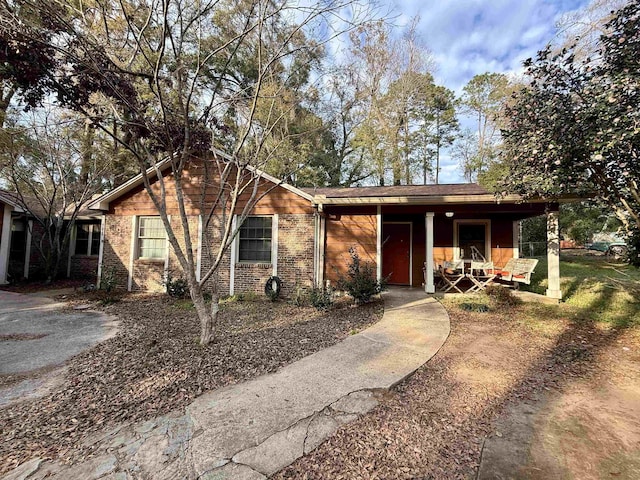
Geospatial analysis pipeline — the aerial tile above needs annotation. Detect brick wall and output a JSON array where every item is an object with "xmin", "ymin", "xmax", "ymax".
[
  {"xmin": 101, "ymin": 212, "xmax": 316, "ymax": 298},
  {"xmin": 101, "ymin": 215, "xmax": 133, "ymax": 291},
  {"xmin": 69, "ymin": 255, "xmax": 99, "ymax": 280},
  {"xmin": 199, "ymin": 214, "xmax": 232, "ymax": 295},
  {"xmin": 275, "ymin": 214, "xmax": 315, "ymax": 296},
  {"xmin": 233, "ymin": 262, "xmax": 272, "ymax": 295},
  {"xmin": 101, "ymin": 214, "xmax": 200, "ymax": 293}
]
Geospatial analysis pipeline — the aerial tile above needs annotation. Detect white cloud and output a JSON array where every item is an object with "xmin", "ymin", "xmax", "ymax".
[
  {"xmin": 393, "ymin": 0, "xmax": 589, "ymax": 92},
  {"xmin": 389, "ymin": 0, "xmax": 590, "ymax": 182}
]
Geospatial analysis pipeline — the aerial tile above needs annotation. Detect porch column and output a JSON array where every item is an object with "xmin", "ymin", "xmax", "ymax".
[
  {"xmin": 23, "ymin": 219, "xmax": 32, "ymax": 279},
  {"xmin": 425, "ymin": 212, "xmax": 435, "ymax": 293},
  {"xmin": 376, "ymin": 205, "xmax": 382, "ymax": 282},
  {"xmin": 318, "ymin": 214, "xmax": 326, "ymax": 287},
  {"xmin": 96, "ymin": 215, "xmax": 106, "ymax": 289},
  {"xmin": 512, "ymin": 220, "xmax": 520, "ymax": 259},
  {"xmin": 546, "ymin": 209, "xmax": 562, "ymax": 300},
  {"xmin": 0, "ymin": 206, "xmax": 12, "ymax": 285}
]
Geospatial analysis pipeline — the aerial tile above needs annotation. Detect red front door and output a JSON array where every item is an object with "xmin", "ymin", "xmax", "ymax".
[{"xmin": 382, "ymin": 223, "xmax": 411, "ymax": 285}]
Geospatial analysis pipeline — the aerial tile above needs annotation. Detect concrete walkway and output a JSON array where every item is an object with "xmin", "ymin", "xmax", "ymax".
[
  {"xmin": 2, "ymin": 288, "xmax": 450, "ymax": 480},
  {"xmin": 0, "ymin": 290, "xmax": 118, "ymax": 376}
]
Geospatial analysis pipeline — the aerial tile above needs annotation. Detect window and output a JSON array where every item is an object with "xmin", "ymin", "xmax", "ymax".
[
  {"xmin": 454, "ymin": 220, "xmax": 491, "ymax": 261},
  {"xmin": 9, "ymin": 220, "xmax": 26, "ymax": 263},
  {"xmin": 137, "ymin": 216, "xmax": 166, "ymax": 259},
  {"xmin": 74, "ymin": 222, "xmax": 101, "ymax": 256},
  {"xmin": 238, "ymin": 216, "xmax": 272, "ymax": 262}
]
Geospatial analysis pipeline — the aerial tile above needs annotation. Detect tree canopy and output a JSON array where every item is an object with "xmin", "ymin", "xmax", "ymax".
[{"xmin": 501, "ymin": 2, "xmax": 640, "ymax": 264}]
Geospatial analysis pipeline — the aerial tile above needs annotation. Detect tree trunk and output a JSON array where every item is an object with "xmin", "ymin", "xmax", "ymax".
[
  {"xmin": 435, "ymin": 114, "xmax": 441, "ymax": 185},
  {"xmin": 80, "ymin": 119, "xmax": 94, "ymax": 188},
  {"xmin": 192, "ymin": 288, "xmax": 217, "ymax": 346}
]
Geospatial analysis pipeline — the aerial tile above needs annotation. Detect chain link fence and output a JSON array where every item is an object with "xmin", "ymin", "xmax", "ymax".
[{"xmin": 520, "ymin": 241, "xmax": 547, "ymax": 258}]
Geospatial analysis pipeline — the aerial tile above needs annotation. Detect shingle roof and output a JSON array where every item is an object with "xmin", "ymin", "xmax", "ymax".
[{"xmin": 302, "ymin": 183, "xmax": 489, "ymax": 198}]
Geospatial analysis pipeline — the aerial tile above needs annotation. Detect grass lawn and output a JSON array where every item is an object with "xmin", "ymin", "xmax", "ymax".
[
  {"xmin": 526, "ymin": 253, "xmax": 640, "ymax": 327},
  {"xmin": 276, "ymin": 254, "xmax": 640, "ymax": 479}
]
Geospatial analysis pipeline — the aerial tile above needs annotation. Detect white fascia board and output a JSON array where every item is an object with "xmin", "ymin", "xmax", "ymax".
[
  {"xmin": 0, "ymin": 194, "xmax": 25, "ymax": 212},
  {"xmin": 312, "ymin": 194, "xmax": 534, "ymax": 205},
  {"xmin": 88, "ymin": 157, "xmax": 174, "ymax": 211}
]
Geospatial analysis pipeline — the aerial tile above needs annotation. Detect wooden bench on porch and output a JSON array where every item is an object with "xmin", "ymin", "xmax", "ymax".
[{"xmin": 492, "ymin": 258, "xmax": 539, "ymax": 287}]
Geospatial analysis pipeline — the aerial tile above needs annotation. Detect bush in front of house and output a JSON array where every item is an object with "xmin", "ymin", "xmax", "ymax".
[
  {"xmin": 310, "ymin": 285, "xmax": 334, "ymax": 310},
  {"xmin": 484, "ymin": 284, "xmax": 521, "ymax": 306},
  {"xmin": 338, "ymin": 246, "xmax": 386, "ymax": 304},
  {"xmin": 164, "ymin": 273, "xmax": 189, "ymax": 298}
]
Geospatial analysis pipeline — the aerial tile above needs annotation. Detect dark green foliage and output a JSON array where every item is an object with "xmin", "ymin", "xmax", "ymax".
[
  {"xmin": 460, "ymin": 302, "xmax": 489, "ymax": 313},
  {"xmin": 100, "ymin": 265, "xmax": 118, "ymax": 294},
  {"xmin": 501, "ymin": 3, "xmax": 640, "ymax": 265},
  {"xmin": 165, "ymin": 274, "xmax": 189, "ymax": 299},
  {"xmin": 310, "ymin": 286, "xmax": 333, "ymax": 311},
  {"xmin": 627, "ymin": 230, "xmax": 640, "ymax": 267},
  {"xmin": 337, "ymin": 246, "xmax": 385, "ymax": 304},
  {"xmin": 521, "ymin": 202, "xmax": 623, "ymax": 246}
]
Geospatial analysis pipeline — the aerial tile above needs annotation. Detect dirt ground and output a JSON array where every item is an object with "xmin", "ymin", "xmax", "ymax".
[{"xmin": 275, "ymin": 301, "xmax": 640, "ymax": 479}]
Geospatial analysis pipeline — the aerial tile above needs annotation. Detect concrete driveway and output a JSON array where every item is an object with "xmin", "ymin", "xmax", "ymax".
[{"xmin": 0, "ymin": 290, "xmax": 117, "ymax": 375}]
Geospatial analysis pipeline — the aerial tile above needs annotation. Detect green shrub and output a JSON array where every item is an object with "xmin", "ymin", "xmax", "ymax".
[
  {"xmin": 337, "ymin": 246, "xmax": 386, "ymax": 304},
  {"xmin": 100, "ymin": 265, "xmax": 118, "ymax": 293},
  {"xmin": 236, "ymin": 291, "xmax": 260, "ymax": 302},
  {"xmin": 164, "ymin": 273, "xmax": 189, "ymax": 298},
  {"xmin": 485, "ymin": 284, "xmax": 521, "ymax": 306},
  {"xmin": 310, "ymin": 286, "xmax": 333, "ymax": 310}
]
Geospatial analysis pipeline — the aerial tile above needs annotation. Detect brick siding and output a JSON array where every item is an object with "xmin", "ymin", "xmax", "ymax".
[
  {"xmin": 69, "ymin": 255, "xmax": 99, "ymax": 280},
  {"xmin": 100, "ymin": 212, "xmax": 316, "ymax": 298}
]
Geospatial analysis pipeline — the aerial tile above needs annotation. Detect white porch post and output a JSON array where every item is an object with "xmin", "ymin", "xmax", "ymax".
[
  {"xmin": 229, "ymin": 215, "xmax": 238, "ymax": 296},
  {"xmin": 512, "ymin": 220, "xmax": 520, "ymax": 259},
  {"xmin": 376, "ymin": 205, "xmax": 382, "ymax": 282},
  {"xmin": 196, "ymin": 215, "xmax": 203, "ymax": 283},
  {"xmin": 271, "ymin": 214, "xmax": 279, "ymax": 277},
  {"xmin": 0, "ymin": 206, "xmax": 12, "ymax": 285},
  {"xmin": 96, "ymin": 215, "xmax": 106, "ymax": 289},
  {"xmin": 546, "ymin": 209, "xmax": 562, "ymax": 300},
  {"xmin": 425, "ymin": 212, "xmax": 435, "ymax": 294},
  {"xmin": 23, "ymin": 219, "xmax": 32, "ymax": 279},
  {"xmin": 314, "ymin": 207, "xmax": 326, "ymax": 287},
  {"xmin": 319, "ymin": 214, "xmax": 326, "ymax": 287}
]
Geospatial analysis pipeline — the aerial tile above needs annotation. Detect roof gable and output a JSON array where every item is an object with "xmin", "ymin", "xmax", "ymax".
[{"xmin": 89, "ymin": 150, "xmax": 314, "ymax": 211}]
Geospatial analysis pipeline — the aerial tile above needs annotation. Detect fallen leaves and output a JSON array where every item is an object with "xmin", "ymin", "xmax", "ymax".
[
  {"xmin": 274, "ymin": 305, "xmax": 639, "ymax": 480},
  {"xmin": 0, "ymin": 294, "xmax": 382, "ymax": 474}
]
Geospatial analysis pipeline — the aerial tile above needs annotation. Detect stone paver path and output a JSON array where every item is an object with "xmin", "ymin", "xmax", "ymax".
[{"xmin": 2, "ymin": 288, "xmax": 450, "ymax": 480}]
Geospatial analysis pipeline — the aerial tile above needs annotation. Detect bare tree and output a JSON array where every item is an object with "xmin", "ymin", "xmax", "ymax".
[
  {"xmin": 349, "ymin": 18, "xmax": 434, "ymax": 186},
  {"xmin": 2, "ymin": 108, "xmax": 107, "ymax": 282},
  {"xmin": 554, "ymin": 0, "xmax": 628, "ymax": 59},
  {"xmin": 0, "ymin": 0, "xmax": 373, "ymax": 344}
]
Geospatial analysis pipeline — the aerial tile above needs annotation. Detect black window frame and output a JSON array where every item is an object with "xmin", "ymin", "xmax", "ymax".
[
  {"xmin": 238, "ymin": 216, "xmax": 272, "ymax": 263},
  {"xmin": 74, "ymin": 222, "xmax": 101, "ymax": 256}
]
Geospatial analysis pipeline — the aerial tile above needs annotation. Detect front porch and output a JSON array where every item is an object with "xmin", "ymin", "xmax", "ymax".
[
  {"xmin": 315, "ymin": 184, "xmax": 566, "ymax": 301},
  {"xmin": 377, "ymin": 206, "xmax": 562, "ymax": 300},
  {"xmin": 321, "ymin": 204, "xmax": 563, "ymax": 301}
]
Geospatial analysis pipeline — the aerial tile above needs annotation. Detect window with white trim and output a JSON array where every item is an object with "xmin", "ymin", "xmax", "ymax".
[
  {"xmin": 238, "ymin": 216, "xmax": 272, "ymax": 262},
  {"xmin": 74, "ymin": 222, "xmax": 101, "ymax": 256},
  {"xmin": 137, "ymin": 216, "xmax": 166, "ymax": 259}
]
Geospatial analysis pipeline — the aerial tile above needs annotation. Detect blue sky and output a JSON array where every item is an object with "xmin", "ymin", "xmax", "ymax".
[{"xmin": 389, "ymin": 0, "xmax": 590, "ymax": 183}]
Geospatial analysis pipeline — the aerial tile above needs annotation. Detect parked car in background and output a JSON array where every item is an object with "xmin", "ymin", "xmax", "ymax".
[{"xmin": 587, "ymin": 238, "xmax": 628, "ymax": 259}]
